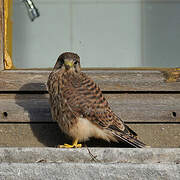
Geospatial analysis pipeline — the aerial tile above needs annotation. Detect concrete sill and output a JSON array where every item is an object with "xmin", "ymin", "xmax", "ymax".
[{"xmin": 0, "ymin": 148, "xmax": 180, "ymax": 179}]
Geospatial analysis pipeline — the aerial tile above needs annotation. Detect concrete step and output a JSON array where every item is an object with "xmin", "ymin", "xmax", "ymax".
[
  {"xmin": 0, "ymin": 162, "xmax": 180, "ymax": 180},
  {"xmin": 0, "ymin": 148, "xmax": 180, "ymax": 179},
  {"xmin": 0, "ymin": 147, "xmax": 180, "ymax": 164}
]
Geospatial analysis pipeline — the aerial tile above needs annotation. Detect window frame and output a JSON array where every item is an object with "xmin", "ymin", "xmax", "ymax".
[
  {"xmin": 0, "ymin": 0, "xmax": 180, "ymax": 76},
  {"xmin": 0, "ymin": 0, "xmax": 4, "ymax": 71},
  {"xmin": 0, "ymin": 0, "xmax": 179, "ymax": 82}
]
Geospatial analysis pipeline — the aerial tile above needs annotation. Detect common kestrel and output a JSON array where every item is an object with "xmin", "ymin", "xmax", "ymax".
[{"xmin": 47, "ymin": 52, "xmax": 147, "ymax": 148}]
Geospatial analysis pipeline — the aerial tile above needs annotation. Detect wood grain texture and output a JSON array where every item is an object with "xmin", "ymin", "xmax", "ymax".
[
  {"xmin": 0, "ymin": 0, "xmax": 4, "ymax": 71},
  {"xmin": 128, "ymin": 124, "xmax": 180, "ymax": 148},
  {"xmin": 0, "ymin": 93, "xmax": 180, "ymax": 123},
  {"xmin": 0, "ymin": 70, "xmax": 180, "ymax": 91},
  {"xmin": 0, "ymin": 123, "xmax": 179, "ymax": 148}
]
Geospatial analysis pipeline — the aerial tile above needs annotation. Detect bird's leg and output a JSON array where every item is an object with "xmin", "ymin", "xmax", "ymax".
[{"xmin": 58, "ymin": 139, "xmax": 82, "ymax": 148}]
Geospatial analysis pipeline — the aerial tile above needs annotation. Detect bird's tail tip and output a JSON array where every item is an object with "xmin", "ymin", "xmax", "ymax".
[{"xmin": 112, "ymin": 131, "xmax": 150, "ymax": 148}]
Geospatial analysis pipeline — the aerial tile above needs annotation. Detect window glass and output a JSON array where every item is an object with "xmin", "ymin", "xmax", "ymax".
[{"xmin": 12, "ymin": 0, "xmax": 180, "ymax": 68}]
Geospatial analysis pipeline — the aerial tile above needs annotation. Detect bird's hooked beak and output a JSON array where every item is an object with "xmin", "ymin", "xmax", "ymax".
[{"xmin": 64, "ymin": 59, "xmax": 74, "ymax": 70}]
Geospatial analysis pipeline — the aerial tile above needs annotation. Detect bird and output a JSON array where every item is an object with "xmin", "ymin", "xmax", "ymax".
[{"xmin": 47, "ymin": 52, "xmax": 148, "ymax": 148}]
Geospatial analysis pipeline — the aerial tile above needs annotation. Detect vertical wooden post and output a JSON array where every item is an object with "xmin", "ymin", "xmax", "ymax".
[{"xmin": 0, "ymin": 0, "xmax": 4, "ymax": 70}]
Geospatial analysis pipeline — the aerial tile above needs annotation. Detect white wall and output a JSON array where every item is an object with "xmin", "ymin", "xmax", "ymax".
[{"xmin": 12, "ymin": 0, "xmax": 180, "ymax": 68}]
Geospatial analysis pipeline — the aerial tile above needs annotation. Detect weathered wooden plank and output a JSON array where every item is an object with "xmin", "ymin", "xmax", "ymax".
[
  {"xmin": 0, "ymin": 123, "xmax": 179, "ymax": 148},
  {"xmin": 129, "ymin": 124, "xmax": 180, "ymax": 148},
  {"xmin": 0, "ymin": 94, "xmax": 180, "ymax": 123},
  {"xmin": 0, "ymin": 70, "xmax": 180, "ymax": 91},
  {"xmin": 0, "ymin": 0, "xmax": 4, "ymax": 71}
]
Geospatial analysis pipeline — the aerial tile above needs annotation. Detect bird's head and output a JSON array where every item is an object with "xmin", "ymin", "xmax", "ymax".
[{"xmin": 54, "ymin": 52, "xmax": 81, "ymax": 72}]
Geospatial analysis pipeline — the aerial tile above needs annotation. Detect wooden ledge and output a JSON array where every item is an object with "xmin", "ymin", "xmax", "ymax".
[{"xmin": 0, "ymin": 69, "xmax": 180, "ymax": 91}]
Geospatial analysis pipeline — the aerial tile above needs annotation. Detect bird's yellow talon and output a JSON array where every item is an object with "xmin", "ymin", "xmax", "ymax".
[
  {"xmin": 58, "ymin": 144, "xmax": 73, "ymax": 148},
  {"xmin": 58, "ymin": 143, "xmax": 82, "ymax": 148},
  {"xmin": 76, "ymin": 144, "xmax": 82, "ymax": 148},
  {"xmin": 58, "ymin": 139, "xmax": 82, "ymax": 148}
]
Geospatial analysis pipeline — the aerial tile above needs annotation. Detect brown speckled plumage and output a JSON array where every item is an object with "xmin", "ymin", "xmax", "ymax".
[{"xmin": 47, "ymin": 52, "xmax": 147, "ymax": 147}]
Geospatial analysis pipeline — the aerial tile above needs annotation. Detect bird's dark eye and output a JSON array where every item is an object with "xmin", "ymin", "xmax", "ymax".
[{"xmin": 74, "ymin": 61, "xmax": 78, "ymax": 65}]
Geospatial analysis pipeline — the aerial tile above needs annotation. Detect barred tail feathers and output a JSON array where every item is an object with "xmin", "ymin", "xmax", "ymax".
[{"xmin": 112, "ymin": 131, "xmax": 148, "ymax": 148}]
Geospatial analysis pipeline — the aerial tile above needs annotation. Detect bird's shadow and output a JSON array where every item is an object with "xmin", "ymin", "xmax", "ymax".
[{"xmin": 15, "ymin": 83, "xmax": 131, "ymax": 148}]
